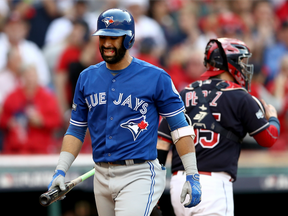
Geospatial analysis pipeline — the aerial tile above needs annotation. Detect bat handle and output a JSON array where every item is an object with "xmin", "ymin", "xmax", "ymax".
[
  {"xmin": 39, "ymin": 183, "xmax": 73, "ymax": 207},
  {"xmin": 39, "ymin": 168, "xmax": 95, "ymax": 207}
]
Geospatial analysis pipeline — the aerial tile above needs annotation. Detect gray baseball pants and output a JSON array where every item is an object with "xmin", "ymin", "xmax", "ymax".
[{"xmin": 93, "ymin": 159, "xmax": 166, "ymax": 216}]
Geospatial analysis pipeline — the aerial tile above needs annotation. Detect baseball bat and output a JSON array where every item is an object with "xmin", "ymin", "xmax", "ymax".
[{"xmin": 39, "ymin": 168, "xmax": 95, "ymax": 207}]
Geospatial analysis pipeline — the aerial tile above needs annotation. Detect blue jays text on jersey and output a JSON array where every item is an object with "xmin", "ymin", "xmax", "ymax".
[
  {"xmin": 70, "ymin": 58, "xmax": 184, "ymax": 163},
  {"xmin": 84, "ymin": 92, "xmax": 149, "ymax": 115},
  {"xmin": 158, "ymin": 79, "xmax": 270, "ymax": 181}
]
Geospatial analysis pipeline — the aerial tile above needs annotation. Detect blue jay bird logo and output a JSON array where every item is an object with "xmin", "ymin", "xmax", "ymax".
[
  {"xmin": 102, "ymin": 16, "xmax": 114, "ymax": 27},
  {"xmin": 120, "ymin": 116, "xmax": 149, "ymax": 141}
]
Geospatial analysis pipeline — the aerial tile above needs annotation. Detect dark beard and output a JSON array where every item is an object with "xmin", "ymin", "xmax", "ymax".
[{"xmin": 100, "ymin": 43, "xmax": 127, "ymax": 64}]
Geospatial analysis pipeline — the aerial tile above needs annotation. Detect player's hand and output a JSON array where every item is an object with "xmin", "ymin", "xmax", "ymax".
[
  {"xmin": 180, "ymin": 174, "xmax": 202, "ymax": 208},
  {"xmin": 48, "ymin": 170, "xmax": 66, "ymax": 191},
  {"xmin": 260, "ymin": 99, "xmax": 278, "ymax": 119}
]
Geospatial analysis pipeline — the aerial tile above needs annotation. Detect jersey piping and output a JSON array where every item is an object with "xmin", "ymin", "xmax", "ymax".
[
  {"xmin": 159, "ymin": 106, "xmax": 185, "ymax": 117},
  {"xmin": 70, "ymin": 118, "xmax": 88, "ymax": 127}
]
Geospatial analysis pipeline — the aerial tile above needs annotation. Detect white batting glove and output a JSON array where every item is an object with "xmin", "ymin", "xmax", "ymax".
[
  {"xmin": 48, "ymin": 170, "xmax": 66, "ymax": 191},
  {"xmin": 48, "ymin": 151, "xmax": 75, "ymax": 191}
]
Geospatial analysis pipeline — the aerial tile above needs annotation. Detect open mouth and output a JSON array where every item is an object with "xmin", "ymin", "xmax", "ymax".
[{"xmin": 103, "ymin": 48, "xmax": 115, "ymax": 56}]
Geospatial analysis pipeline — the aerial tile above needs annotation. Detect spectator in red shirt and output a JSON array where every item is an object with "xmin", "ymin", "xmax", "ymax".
[
  {"xmin": 54, "ymin": 19, "xmax": 90, "ymax": 116},
  {"xmin": 166, "ymin": 47, "xmax": 205, "ymax": 91},
  {"xmin": 265, "ymin": 55, "xmax": 288, "ymax": 151},
  {"xmin": 67, "ymin": 37, "xmax": 101, "ymax": 154},
  {"xmin": 0, "ymin": 64, "xmax": 62, "ymax": 154},
  {"xmin": 135, "ymin": 37, "xmax": 162, "ymax": 68}
]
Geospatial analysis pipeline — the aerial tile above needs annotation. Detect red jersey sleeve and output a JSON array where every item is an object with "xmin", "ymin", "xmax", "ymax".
[{"xmin": 253, "ymin": 122, "xmax": 279, "ymax": 147}]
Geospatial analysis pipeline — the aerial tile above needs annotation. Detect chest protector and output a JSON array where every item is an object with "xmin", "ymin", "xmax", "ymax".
[{"xmin": 187, "ymin": 81, "xmax": 242, "ymax": 143}]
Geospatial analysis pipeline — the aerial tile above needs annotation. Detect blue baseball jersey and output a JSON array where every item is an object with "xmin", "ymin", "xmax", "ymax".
[
  {"xmin": 70, "ymin": 58, "xmax": 184, "ymax": 163},
  {"xmin": 158, "ymin": 79, "xmax": 270, "ymax": 180}
]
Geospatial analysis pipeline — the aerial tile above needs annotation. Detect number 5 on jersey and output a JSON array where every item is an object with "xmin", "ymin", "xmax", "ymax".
[{"xmin": 194, "ymin": 113, "xmax": 221, "ymax": 148}]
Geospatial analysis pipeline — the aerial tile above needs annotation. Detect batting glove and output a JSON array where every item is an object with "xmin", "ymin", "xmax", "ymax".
[
  {"xmin": 180, "ymin": 174, "xmax": 202, "ymax": 208},
  {"xmin": 48, "ymin": 170, "xmax": 66, "ymax": 191}
]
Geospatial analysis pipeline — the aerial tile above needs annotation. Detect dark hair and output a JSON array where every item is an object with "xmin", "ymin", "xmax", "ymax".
[{"xmin": 73, "ymin": 19, "xmax": 90, "ymax": 42}]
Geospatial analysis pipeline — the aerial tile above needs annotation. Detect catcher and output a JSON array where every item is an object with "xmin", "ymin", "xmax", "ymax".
[{"xmin": 157, "ymin": 38, "xmax": 280, "ymax": 216}]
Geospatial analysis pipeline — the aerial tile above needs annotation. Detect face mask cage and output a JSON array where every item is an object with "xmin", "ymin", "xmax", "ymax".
[{"xmin": 238, "ymin": 53, "xmax": 254, "ymax": 91}]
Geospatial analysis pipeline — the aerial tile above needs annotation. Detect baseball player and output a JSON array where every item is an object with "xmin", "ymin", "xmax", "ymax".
[
  {"xmin": 157, "ymin": 38, "xmax": 280, "ymax": 216},
  {"xmin": 48, "ymin": 8, "xmax": 201, "ymax": 216}
]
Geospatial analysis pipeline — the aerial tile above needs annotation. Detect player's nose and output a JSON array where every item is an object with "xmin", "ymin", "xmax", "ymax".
[{"xmin": 100, "ymin": 36, "xmax": 114, "ymax": 47}]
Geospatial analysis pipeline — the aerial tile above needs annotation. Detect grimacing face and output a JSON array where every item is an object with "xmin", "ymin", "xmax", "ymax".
[{"xmin": 99, "ymin": 36, "xmax": 127, "ymax": 64}]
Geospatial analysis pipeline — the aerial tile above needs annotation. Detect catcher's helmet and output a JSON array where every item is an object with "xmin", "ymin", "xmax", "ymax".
[
  {"xmin": 93, "ymin": 8, "xmax": 135, "ymax": 50},
  {"xmin": 202, "ymin": 38, "xmax": 253, "ymax": 91}
]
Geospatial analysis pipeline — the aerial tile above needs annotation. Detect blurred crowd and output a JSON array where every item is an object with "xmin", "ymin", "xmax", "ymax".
[{"xmin": 0, "ymin": 0, "xmax": 287, "ymax": 155}]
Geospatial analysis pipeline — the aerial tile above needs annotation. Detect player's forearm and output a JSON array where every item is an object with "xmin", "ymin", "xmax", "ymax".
[
  {"xmin": 175, "ymin": 136, "xmax": 196, "ymax": 157},
  {"xmin": 175, "ymin": 136, "xmax": 198, "ymax": 175},
  {"xmin": 61, "ymin": 134, "xmax": 83, "ymax": 158}
]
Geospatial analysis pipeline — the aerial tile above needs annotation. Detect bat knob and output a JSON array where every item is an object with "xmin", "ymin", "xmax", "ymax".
[{"xmin": 39, "ymin": 194, "xmax": 51, "ymax": 207}]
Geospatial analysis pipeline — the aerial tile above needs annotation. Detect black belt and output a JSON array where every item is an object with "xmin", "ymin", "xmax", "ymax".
[{"xmin": 97, "ymin": 159, "xmax": 147, "ymax": 166}]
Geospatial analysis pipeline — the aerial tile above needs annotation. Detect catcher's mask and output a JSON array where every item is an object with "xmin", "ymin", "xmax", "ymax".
[{"xmin": 202, "ymin": 38, "xmax": 254, "ymax": 91}]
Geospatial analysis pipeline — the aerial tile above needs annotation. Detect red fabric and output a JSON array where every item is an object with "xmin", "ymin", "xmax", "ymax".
[
  {"xmin": 167, "ymin": 0, "xmax": 185, "ymax": 11},
  {"xmin": 217, "ymin": 12, "xmax": 247, "ymax": 34},
  {"xmin": 266, "ymin": 79, "xmax": 288, "ymax": 97},
  {"xmin": 253, "ymin": 125, "xmax": 279, "ymax": 148},
  {"xmin": 223, "ymin": 80, "xmax": 245, "ymax": 90},
  {"xmin": 249, "ymin": 82, "xmax": 261, "ymax": 99},
  {"xmin": 275, "ymin": 1, "xmax": 288, "ymax": 22},
  {"xmin": 157, "ymin": 135, "xmax": 172, "ymax": 144},
  {"xmin": 56, "ymin": 46, "xmax": 81, "ymax": 103},
  {"xmin": 136, "ymin": 54, "xmax": 162, "ymax": 68},
  {"xmin": 266, "ymin": 80, "xmax": 288, "ymax": 150},
  {"xmin": 200, "ymin": 69, "xmax": 226, "ymax": 78},
  {"xmin": 167, "ymin": 64, "xmax": 198, "ymax": 91},
  {"xmin": 56, "ymin": 46, "xmax": 81, "ymax": 72},
  {"xmin": 198, "ymin": 11, "xmax": 247, "ymax": 36},
  {"xmin": 0, "ymin": 87, "xmax": 62, "ymax": 154}
]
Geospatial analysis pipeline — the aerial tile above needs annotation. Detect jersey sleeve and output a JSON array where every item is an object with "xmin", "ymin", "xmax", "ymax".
[
  {"xmin": 253, "ymin": 124, "xmax": 279, "ymax": 147},
  {"xmin": 239, "ymin": 93, "xmax": 269, "ymax": 136},
  {"xmin": 70, "ymin": 73, "xmax": 88, "ymax": 127},
  {"xmin": 155, "ymin": 72, "xmax": 185, "ymax": 117}
]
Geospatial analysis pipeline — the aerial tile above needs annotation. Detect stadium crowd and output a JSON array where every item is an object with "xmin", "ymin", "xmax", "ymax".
[{"xmin": 0, "ymin": 0, "xmax": 287, "ymax": 155}]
